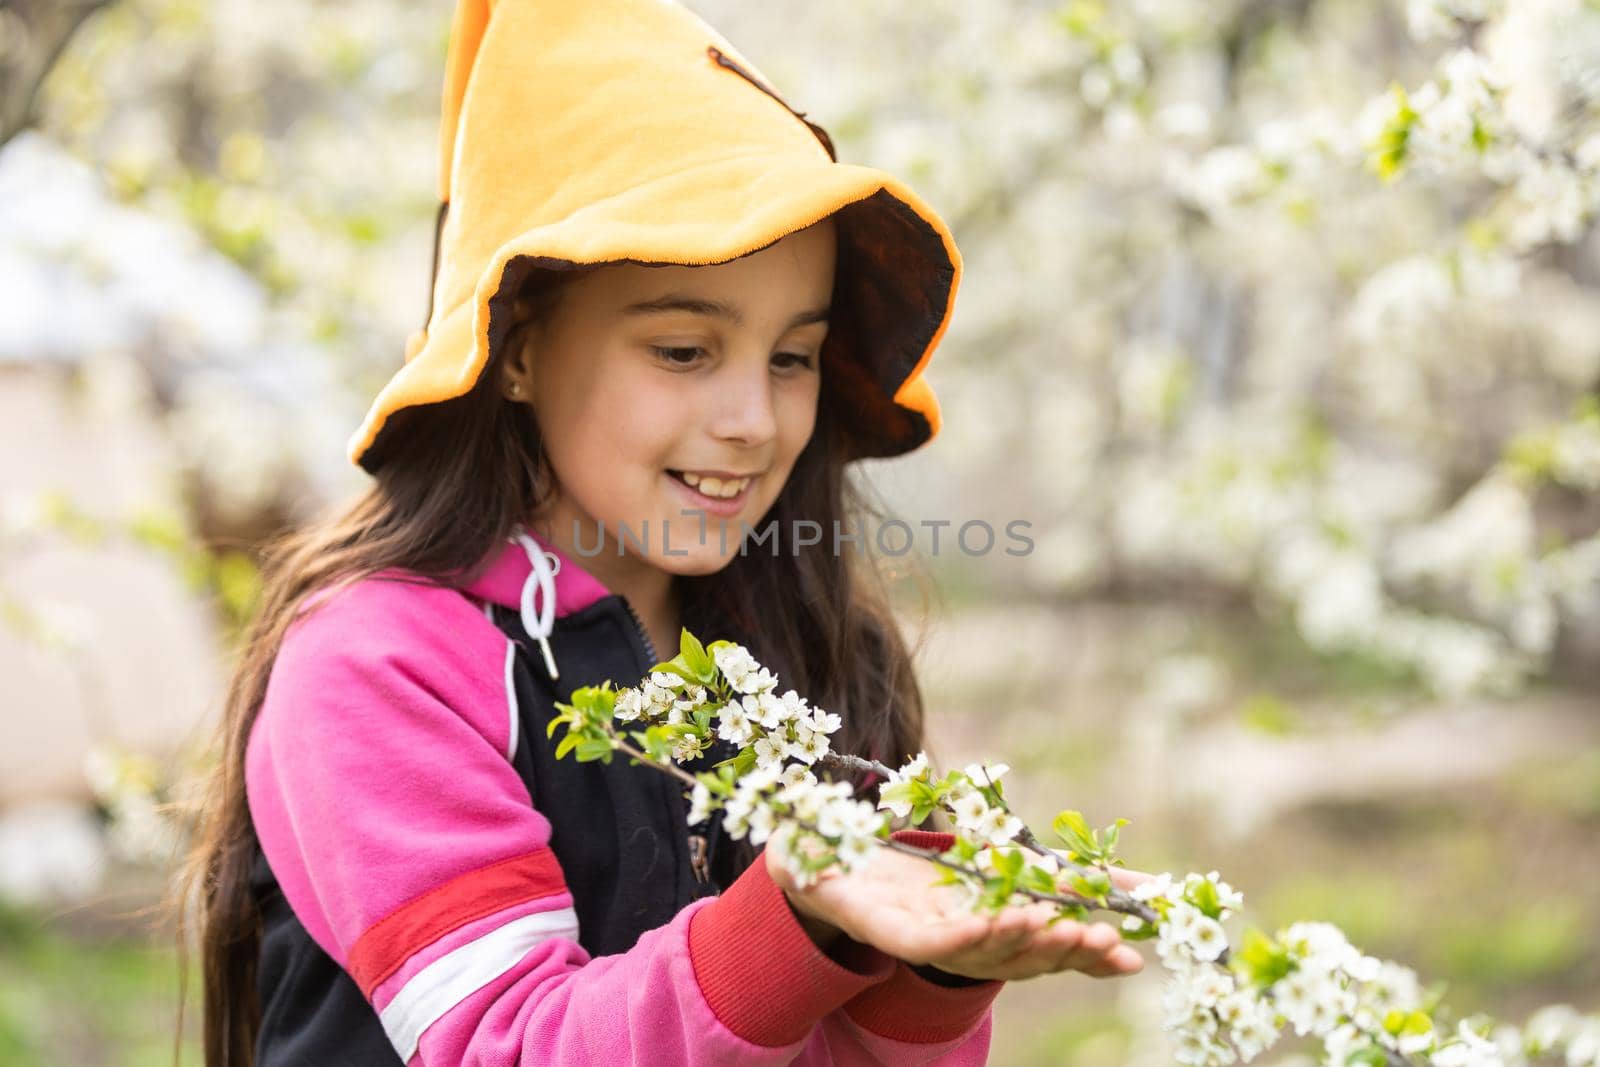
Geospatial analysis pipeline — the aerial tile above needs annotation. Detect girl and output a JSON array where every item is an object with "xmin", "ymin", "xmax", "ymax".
[{"xmin": 177, "ymin": 1, "xmax": 1147, "ymax": 1064}]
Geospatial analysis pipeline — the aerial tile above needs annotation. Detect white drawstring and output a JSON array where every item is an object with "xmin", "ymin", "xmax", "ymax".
[{"xmin": 515, "ymin": 530, "xmax": 562, "ymax": 680}]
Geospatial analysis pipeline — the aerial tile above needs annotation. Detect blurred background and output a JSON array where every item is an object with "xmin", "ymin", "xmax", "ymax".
[{"xmin": 2, "ymin": 0, "xmax": 1597, "ymax": 1063}]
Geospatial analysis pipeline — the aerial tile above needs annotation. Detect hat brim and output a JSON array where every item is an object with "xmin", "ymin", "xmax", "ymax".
[{"xmin": 350, "ymin": 155, "xmax": 960, "ymax": 472}]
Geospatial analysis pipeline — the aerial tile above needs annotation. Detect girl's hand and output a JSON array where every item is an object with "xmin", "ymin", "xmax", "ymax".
[{"xmin": 768, "ymin": 844, "xmax": 1151, "ymax": 982}]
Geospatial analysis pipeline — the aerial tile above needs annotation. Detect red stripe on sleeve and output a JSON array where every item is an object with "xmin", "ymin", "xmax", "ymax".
[{"xmin": 347, "ymin": 847, "xmax": 568, "ymax": 995}]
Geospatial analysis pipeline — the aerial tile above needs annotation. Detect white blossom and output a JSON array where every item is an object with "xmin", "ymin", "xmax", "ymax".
[
  {"xmin": 752, "ymin": 734, "xmax": 788, "ymax": 771},
  {"xmin": 715, "ymin": 703, "xmax": 755, "ymax": 745},
  {"xmin": 687, "ymin": 782, "xmax": 714, "ymax": 825}
]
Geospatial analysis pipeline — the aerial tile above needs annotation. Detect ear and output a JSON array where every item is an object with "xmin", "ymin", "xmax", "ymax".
[{"xmin": 500, "ymin": 320, "xmax": 537, "ymax": 395}]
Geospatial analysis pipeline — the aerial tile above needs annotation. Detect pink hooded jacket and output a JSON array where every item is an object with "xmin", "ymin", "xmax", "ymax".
[{"xmin": 244, "ymin": 527, "xmax": 1003, "ymax": 1064}]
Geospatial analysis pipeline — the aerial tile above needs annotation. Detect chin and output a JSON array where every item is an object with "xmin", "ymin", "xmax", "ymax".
[{"xmin": 656, "ymin": 543, "xmax": 741, "ymax": 577}]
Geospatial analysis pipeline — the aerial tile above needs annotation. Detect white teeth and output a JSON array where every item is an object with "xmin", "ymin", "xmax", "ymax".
[{"xmin": 676, "ymin": 472, "xmax": 749, "ymax": 498}]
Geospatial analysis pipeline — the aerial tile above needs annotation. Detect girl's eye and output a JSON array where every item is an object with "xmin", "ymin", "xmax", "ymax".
[
  {"xmin": 650, "ymin": 346, "xmax": 705, "ymax": 366},
  {"xmin": 650, "ymin": 346, "xmax": 816, "ymax": 371}
]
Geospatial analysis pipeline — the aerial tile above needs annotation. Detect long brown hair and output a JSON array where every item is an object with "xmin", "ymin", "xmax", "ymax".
[{"xmin": 170, "ymin": 259, "xmax": 937, "ymax": 1064}]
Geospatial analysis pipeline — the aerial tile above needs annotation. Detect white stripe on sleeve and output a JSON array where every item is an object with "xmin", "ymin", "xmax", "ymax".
[{"xmin": 379, "ymin": 906, "xmax": 582, "ymax": 1062}]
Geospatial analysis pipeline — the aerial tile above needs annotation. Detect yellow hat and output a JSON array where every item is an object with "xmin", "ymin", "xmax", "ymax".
[{"xmin": 349, "ymin": 0, "xmax": 962, "ymax": 472}]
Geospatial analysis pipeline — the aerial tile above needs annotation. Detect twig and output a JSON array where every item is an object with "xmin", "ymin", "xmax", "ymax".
[
  {"xmin": 817, "ymin": 750, "xmax": 896, "ymax": 780},
  {"xmin": 819, "ymin": 750, "xmax": 1161, "ymax": 926},
  {"xmin": 602, "ymin": 726, "xmax": 1428, "ymax": 1062},
  {"xmin": 612, "ymin": 736, "xmax": 703, "ymax": 789},
  {"xmin": 612, "ymin": 740, "xmax": 1160, "ymax": 924}
]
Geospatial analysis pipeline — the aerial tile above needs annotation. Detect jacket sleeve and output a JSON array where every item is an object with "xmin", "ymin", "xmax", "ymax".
[
  {"xmin": 813, "ymin": 830, "xmax": 1003, "ymax": 1065},
  {"xmin": 244, "ymin": 576, "xmax": 894, "ymax": 1067}
]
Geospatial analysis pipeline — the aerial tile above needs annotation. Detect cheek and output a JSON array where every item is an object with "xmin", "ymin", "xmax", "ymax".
[
  {"xmin": 776, "ymin": 380, "xmax": 821, "ymax": 457},
  {"xmin": 537, "ymin": 357, "xmax": 676, "ymax": 481},
  {"xmin": 596, "ymin": 380, "xmax": 710, "ymax": 493}
]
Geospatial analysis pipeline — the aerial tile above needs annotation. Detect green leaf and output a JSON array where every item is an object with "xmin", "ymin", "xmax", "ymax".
[
  {"xmin": 696, "ymin": 771, "xmax": 733, "ymax": 798},
  {"xmin": 126, "ymin": 508, "xmax": 188, "ymax": 553},
  {"xmin": 554, "ymin": 734, "xmax": 579, "ymax": 759},
  {"xmin": 1019, "ymin": 866, "xmax": 1057, "ymax": 896},
  {"xmin": 1189, "ymin": 877, "xmax": 1221, "ymax": 919},
  {"xmin": 1068, "ymin": 869, "xmax": 1111, "ymax": 902},
  {"xmin": 979, "ymin": 878, "xmax": 1013, "ymax": 911},
  {"xmin": 1383, "ymin": 1010, "xmax": 1431, "ymax": 1037},
  {"xmin": 679, "ymin": 628, "xmax": 715, "ymax": 683},
  {"xmin": 213, "ymin": 551, "xmax": 262, "ymax": 624},
  {"xmin": 575, "ymin": 737, "xmax": 615, "ymax": 762},
  {"xmin": 1051, "ymin": 810, "xmax": 1098, "ymax": 858},
  {"xmin": 994, "ymin": 848, "xmax": 1025, "ymax": 879},
  {"xmin": 1235, "ymin": 927, "xmax": 1293, "ymax": 987},
  {"xmin": 1370, "ymin": 83, "xmax": 1416, "ymax": 182},
  {"xmin": 655, "ymin": 659, "xmax": 702, "ymax": 688}
]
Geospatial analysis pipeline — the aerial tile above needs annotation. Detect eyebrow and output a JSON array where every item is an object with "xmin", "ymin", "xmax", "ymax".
[{"xmin": 620, "ymin": 293, "xmax": 831, "ymax": 330}]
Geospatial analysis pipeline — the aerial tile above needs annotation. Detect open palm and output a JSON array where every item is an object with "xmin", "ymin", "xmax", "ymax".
[{"xmin": 770, "ymin": 844, "xmax": 1150, "ymax": 981}]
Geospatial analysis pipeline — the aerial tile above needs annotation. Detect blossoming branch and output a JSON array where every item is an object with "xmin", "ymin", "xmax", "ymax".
[{"xmin": 548, "ymin": 628, "xmax": 1600, "ymax": 1067}]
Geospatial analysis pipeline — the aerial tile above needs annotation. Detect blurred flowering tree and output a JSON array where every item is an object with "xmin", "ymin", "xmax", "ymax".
[
  {"xmin": 697, "ymin": 0, "xmax": 1600, "ymax": 699},
  {"xmin": 31, "ymin": 0, "xmax": 443, "ymax": 385},
  {"xmin": 16, "ymin": 0, "xmax": 1600, "ymax": 701}
]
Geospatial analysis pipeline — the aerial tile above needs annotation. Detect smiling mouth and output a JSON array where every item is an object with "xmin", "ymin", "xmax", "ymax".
[{"xmin": 666, "ymin": 470, "xmax": 755, "ymax": 500}]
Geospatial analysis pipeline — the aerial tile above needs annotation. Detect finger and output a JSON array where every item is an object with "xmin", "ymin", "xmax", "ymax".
[
  {"xmin": 973, "ymin": 908, "xmax": 1040, "ymax": 960},
  {"xmin": 923, "ymin": 909, "xmax": 1043, "ymax": 975},
  {"xmin": 1077, "ymin": 943, "xmax": 1146, "ymax": 978},
  {"xmin": 1107, "ymin": 867, "xmax": 1156, "ymax": 893},
  {"xmin": 871, "ymin": 910, "xmax": 1000, "ymax": 964},
  {"xmin": 936, "ymin": 916, "xmax": 1086, "ymax": 982},
  {"xmin": 1025, "ymin": 918, "xmax": 1096, "ymax": 979},
  {"xmin": 990, "ymin": 922, "xmax": 1087, "ymax": 981},
  {"xmin": 1062, "ymin": 922, "xmax": 1129, "ymax": 974}
]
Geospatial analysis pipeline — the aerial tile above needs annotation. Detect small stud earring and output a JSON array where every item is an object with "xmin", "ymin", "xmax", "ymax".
[{"xmin": 506, "ymin": 379, "xmax": 523, "ymax": 399}]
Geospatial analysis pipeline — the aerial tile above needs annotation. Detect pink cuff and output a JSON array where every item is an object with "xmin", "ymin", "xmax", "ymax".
[
  {"xmin": 841, "ymin": 827, "xmax": 1003, "ymax": 1040},
  {"xmin": 688, "ymin": 853, "xmax": 894, "ymax": 1046},
  {"xmin": 844, "ymin": 960, "xmax": 1004, "ymax": 1043}
]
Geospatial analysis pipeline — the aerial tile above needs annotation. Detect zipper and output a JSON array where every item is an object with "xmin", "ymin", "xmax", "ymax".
[
  {"xmin": 706, "ymin": 45, "xmax": 837, "ymax": 162},
  {"xmin": 620, "ymin": 596, "xmax": 713, "ymax": 884},
  {"xmin": 620, "ymin": 597, "xmax": 659, "ymax": 667},
  {"xmin": 687, "ymin": 833, "xmax": 710, "ymax": 886}
]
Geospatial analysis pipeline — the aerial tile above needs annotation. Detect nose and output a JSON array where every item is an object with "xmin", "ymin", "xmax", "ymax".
[{"xmin": 708, "ymin": 356, "xmax": 779, "ymax": 447}]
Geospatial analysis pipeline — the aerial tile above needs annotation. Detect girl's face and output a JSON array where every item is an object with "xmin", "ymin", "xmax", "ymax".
[{"xmin": 506, "ymin": 218, "xmax": 835, "ymax": 579}]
